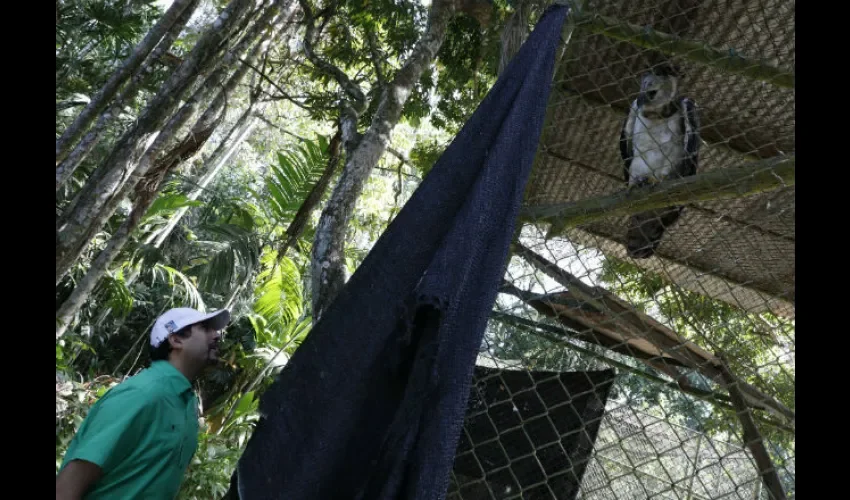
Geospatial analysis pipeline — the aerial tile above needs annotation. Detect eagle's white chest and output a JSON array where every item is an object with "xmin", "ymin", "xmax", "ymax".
[{"xmin": 629, "ymin": 111, "xmax": 684, "ymax": 185}]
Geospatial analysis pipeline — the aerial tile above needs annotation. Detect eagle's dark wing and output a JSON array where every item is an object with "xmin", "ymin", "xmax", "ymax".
[
  {"xmin": 677, "ymin": 97, "xmax": 700, "ymax": 177},
  {"xmin": 620, "ymin": 104, "xmax": 637, "ymax": 183},
  {"xmin": 619, "ymin": 117, "xmax": 632, "ymax": 183}
]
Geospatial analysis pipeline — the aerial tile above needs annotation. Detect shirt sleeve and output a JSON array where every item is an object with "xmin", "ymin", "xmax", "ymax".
[{"xmin": 62, "ymin": 387, "xmax": 162, "ymax": 471}]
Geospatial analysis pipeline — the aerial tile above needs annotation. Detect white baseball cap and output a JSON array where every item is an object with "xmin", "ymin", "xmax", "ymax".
[{"xmin": 150, "ymin": 307, "xmax": 231, "ymax": 347}]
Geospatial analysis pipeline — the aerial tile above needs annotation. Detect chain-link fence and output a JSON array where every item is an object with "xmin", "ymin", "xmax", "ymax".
[
  {"xmin": 579, "ymin": 402, "xmax": 789, "ymax": 500},
  {"xmin": 448, "ymin": 0, "xmax": 794, "ymax": 498}
]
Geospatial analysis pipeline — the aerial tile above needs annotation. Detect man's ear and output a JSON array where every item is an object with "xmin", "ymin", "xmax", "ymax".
[{"xmin": 168, "ymin": 334, "xmax": 184, "ymax": 350}]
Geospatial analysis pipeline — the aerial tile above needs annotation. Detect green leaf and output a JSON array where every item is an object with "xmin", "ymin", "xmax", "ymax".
[
  {"xmin": 142, "ymin": 193, "xmax": 203, "ymax": 225},
  {"xmin": 253, "ymin": 250, "xmax": 304, "ymax": 332},
  {"xmin": 232, "ymin": 391, "xmax": 255, "ymax": 420},
  {"xmin": 151, "ymin": 264, "xmax": 206, "ymax": 311},
  {"xmin": 96, "ymin": 269, "xmax": 134, "ymax": 317},
  {"xmin": 189, "ymin": 224, "xmax": 261, "ymax": 294},
  {"xmin": 257, "ymin": 136, "xmax": 332, "ymax": 223}
]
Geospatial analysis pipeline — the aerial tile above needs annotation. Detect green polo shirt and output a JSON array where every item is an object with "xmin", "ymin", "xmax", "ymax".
[{"xmin": 59, "ymin": 361, "xmax": 200, "ymax": 499}]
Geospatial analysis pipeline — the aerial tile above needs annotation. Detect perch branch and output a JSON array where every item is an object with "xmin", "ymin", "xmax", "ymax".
[
  {"xmin": 525, "ymin": 155, "xmax": 794, "ymax": 237},
  {"xmin": 573, "ymin": 12, "xmax": 795, "ymax": 88}
]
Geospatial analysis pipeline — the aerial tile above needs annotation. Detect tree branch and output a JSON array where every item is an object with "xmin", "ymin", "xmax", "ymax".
[
  {"xmin": 525, "ymin": 155, "xmax": 795, "ymax": 238},
  {"xmin": 375, "ymin": 165, "xmax": 420, "ymax": 180},
  {"xmin": 310, "ymin": 0, "xmax": 461, "ymax": 320},
  {"xmin": 253, "ymin": 113, "xmax": 321, "ymax": 149},
  {"xmin": 56, "ymin": 100, "xmax": 89, "ymax": 112},
  {"xmin": 365, "ymin": 24, "xmax": 386, "ymax": 87},
  {"xmin": 240, "ymin": 57, "xmax": 316, "ymax": 111},
  {"xmin": 341, "ymin": 134, "xmax": 417, "ymax": 176},
  {"xmin": 384, "ymin": 147, "xmax": 422, "ymax": 179},
  {"xmin": 298, "ymin": 0, "xmax": 366, "ymax": 107}
]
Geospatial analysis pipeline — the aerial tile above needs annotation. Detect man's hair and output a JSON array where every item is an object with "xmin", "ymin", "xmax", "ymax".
[{"xmin": 150, "ymin": 323, "xmax": 195, "ymax": 362}]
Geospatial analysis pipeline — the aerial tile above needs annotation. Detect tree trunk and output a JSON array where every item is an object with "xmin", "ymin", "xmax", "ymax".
[
  {"xmin": 55, "ymin": 110, "xmax": 222, "ymax": 338},
  {"xmin": 55, "ymin": 88, "xmax": 227, "ymax": 337},
  {"xmin": 87, "ymin": 2, "xmax": 300, "ymax": 327},
  {"xmin": 499, "ymin": 0, "xmax": 534, "ymax": 75},
  {"xmin": 55, "ymin": 3, "xmax": 294, "ymax": 333},
  {"xmin": 90, "ymin": 106, "xmax": 259, "ymax": 330},
  {"xmin": 717, "ymin": 356, "xmax": 788, "ymax": 500},
  {"xmin": 188, "ymin": 0, "xmax": 294, "ymax": 147},
  {"xmin": 56, "ymin": 69, "xmax": 215, "ymax": 285},
  {"xmin": 55, "ymin": 0, "xmax": 257, "ymax": 284},
  {"xmin": 58, "ymin": 0, "xmax": 267, "ymax": 220},
  {"xmin": 143, "ymin": 0, "xmax": 293, "ymax": 244},
  {"xmin": 54, "ymin": 194, "xmax": 162, "ymax": 339},
  {"xmin": 151, "ymin": 108, "xmax": 259, "ymax": 249},
  {"xmin": 55, "ymin": 0, "xmax": 199, "ymax": 163},
  {"xmin": 56, "ymin": 0, "xmax": 201, "ymax": 192},
  {"xmin": 310, "ymin": 0, "xmax": 459, "ymax": 319}
]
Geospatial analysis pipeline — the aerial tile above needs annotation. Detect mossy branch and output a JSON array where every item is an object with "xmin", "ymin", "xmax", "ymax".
[
  {"xmin": 574, "ymin": 13, "xmax": 795, "ymax": 89},
  {"xmin": 523, "ymin": 155, "xmax": 794, "ymax": 237}
]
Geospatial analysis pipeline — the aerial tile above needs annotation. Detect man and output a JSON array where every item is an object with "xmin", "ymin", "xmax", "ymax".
[{"xmin": 56, "ymin": 307, "xmax": 230, "ymax": 500}]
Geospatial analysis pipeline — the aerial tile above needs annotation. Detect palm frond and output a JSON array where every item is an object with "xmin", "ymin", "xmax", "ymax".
[
  {"xmin": 95, "ymin": 268, "xmax": 134, "ymax": 318},
  {"xmin": 259, "ymin": 136, "xmax": 331, "ymax": 223},
  {"xmin": 128, "ymin": 242, "xmax": 167, "ymax": 271},
  {"xmin": 199, "ymin": 198, "xmax": 260, "ymax": 231},
  {"xmin": 248, "ymin": 312, "xmax": 311, "ymax": 349},
  {"xmin": 142, "ymin": 193, "xmax": 203, "ymax": 224},
  {"xmin": 151, "ymin": 264, "xmax": 206, "ymax": 311},
  {"xmin": 190, "ymin": 223, "xmax": 262, "ymax": 294},
  {"xmin": 253, "ymin": 250, "xmax": 304, "ymax": 331}
]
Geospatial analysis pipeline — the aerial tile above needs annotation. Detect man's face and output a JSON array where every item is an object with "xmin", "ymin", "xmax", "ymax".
[{"xmin": 180, "ymin": 322, "xmax": 222, "ymax": 365}]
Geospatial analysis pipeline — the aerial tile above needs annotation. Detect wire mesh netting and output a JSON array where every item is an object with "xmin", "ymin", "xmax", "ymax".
[
  {"xmin": 449, "ymin": 364, "xmax": 616, "ymax": 499},
  {"xmin": 447, "ymin": 0, "xmax": 794, "ymax": 498},
  {"xmin": 578, "ymin": 403, "xmax": 787, "ymax": 500}
]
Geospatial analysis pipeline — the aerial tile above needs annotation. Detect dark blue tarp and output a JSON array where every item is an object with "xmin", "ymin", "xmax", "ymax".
[{"xmin": 232, "ymin": 5, "xmax": 569, "ymax": 499}]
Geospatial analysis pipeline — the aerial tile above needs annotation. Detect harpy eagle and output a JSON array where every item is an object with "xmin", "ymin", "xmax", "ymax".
[{"xmin": 619, "ymin": 64, "xmax": 700, "ymax": 258}]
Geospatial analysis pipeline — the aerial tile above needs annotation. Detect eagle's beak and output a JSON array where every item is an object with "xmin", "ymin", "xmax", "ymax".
[
  {"xmin": 638, "ymin": 77, "xmax": 652, "ymax": 106},
  {"xmin": 638, "ymin": 77, "xmax": 660, "ymax": 107}
]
